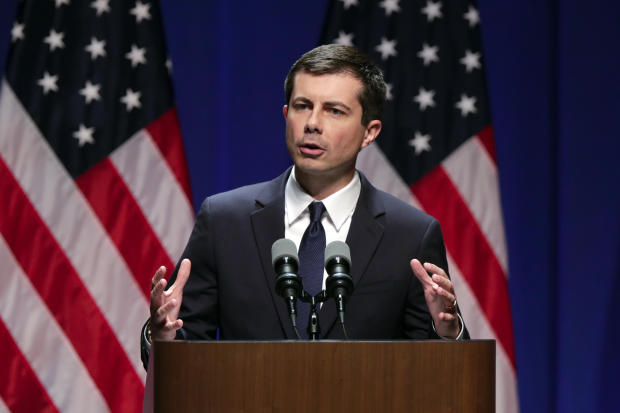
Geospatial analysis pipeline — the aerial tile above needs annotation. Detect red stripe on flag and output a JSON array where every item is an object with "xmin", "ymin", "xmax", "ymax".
[
  {"xmin": 76, "ymin": 158, "xmax": 175, "ymax": 298},
  {"xmin": 146, "ymin": 108, "xmax": 193, "ymax": 204},
  {"xmin": 476, "ymin": 125, "xmax": 497, "ymax": 164},
  {"xmin": 412, "ymin": 165, "xmax": 516, "ymax": 366},
  {"xmin": 0, "ymin": 158, "xmax": 144, "ymax": 412},
  {"xmin": 0, "ymin": 320, "xmax": 58, "ymax": 413}
]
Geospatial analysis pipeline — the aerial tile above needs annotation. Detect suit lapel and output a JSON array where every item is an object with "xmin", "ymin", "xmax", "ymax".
[
  {"xmin": 319, "ymin": 173, "xmax": 385, "ymax": 338},
  {"xmin": 250, "ymin": 168, "xmax": 293, "ymax": 338}
]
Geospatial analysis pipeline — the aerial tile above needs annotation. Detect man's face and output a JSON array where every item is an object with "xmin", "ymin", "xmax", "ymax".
[{"xmin": 283, "ymin": 71, "xmax": 381, "ymax": 181}]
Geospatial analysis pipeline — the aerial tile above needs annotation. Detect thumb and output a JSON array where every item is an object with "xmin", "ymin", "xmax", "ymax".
[
  {"xmin": 174, "ymin": 258, "xmax": 191, "ymax": 291},
  {"xmin": 410, "ymin": 259, "xmax": 433, "ymax": 289}
]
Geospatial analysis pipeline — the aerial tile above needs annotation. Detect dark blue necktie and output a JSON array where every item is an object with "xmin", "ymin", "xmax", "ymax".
[{"xmin": 297, "ymin": 201, "xmax": 326, "ymax": 338}]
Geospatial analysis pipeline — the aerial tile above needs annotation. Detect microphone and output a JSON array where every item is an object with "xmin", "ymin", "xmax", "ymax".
[
  {"xmin": 271, "ymin": 238, "xmax": 302, "ymax": 338},
  {"xmin": 324, "ymin": 241, "xmax": 353, "ymax": 338}
]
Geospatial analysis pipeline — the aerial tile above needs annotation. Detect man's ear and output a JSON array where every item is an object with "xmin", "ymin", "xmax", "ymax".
[
  {"xmin": 361, "ymin": 119, "xmax": 382, "ymax": 148},
  {"xmin": 283, "ymin": 105, "xmax": 288, "ymax": 119}
]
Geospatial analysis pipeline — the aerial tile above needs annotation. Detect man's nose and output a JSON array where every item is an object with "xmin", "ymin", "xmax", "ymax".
[{"xmin": 304, "ymin": 108, "xmax": 322, "ymax": 134}]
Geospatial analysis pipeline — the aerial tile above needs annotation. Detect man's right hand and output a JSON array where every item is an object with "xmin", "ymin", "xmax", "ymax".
[{"xmin": 149, "ymin": 258, "xmax": 191, "ymax": 341}]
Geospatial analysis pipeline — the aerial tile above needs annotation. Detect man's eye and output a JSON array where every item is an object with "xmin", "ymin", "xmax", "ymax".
[
  {"xmin": 329, "ymin": 108, "xmax": 344, "ymax": 115},
  {"xmin": 295, "ymin": 103, "xmax": 309, "ymax": 110}
]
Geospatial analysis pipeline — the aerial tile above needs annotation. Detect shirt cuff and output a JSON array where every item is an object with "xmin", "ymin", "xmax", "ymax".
[{"xmin": 432, "ymin": 313, "xmax": 465, "ymax": 340}]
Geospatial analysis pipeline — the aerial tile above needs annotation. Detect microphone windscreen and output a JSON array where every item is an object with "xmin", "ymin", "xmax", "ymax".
[
  {"xmin": 271, "ymin": 238, "xmax": 298, "ymax": 266},
  {"xmin": 324, "ymin": 240, "xmax": 351, "ymax": 266}
]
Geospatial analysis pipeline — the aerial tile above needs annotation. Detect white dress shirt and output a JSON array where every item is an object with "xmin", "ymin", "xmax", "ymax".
[{"xmin": 284, "ymin": 166, "xmax": 360, "ymax": 290}]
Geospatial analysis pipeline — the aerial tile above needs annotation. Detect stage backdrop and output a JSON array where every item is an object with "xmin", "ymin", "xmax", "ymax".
[{"xmin": 0, "ymin": 1, "xmax": 618, "ymax": 413}]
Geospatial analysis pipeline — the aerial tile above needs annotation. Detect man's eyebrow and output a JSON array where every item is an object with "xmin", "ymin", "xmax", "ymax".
[
  {"xmin": 291, "ymin": 97, "xmax": 352, "ymax": 112},
  {"xmin": 323, "ymin": 101, "xmax": 352, "ymax": 112},
  {"xmin": 292, "ymin": 96, "xmax": 312, "ymax": 103}
]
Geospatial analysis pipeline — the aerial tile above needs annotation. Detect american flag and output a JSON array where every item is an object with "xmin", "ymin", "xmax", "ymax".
[
  {"xmin": 321, "ymin": 0, "xmax": 519, "ymax": 411},
  {"xmin": 0, "ymin": 0, "xmax": 193, "ymax": 411}
]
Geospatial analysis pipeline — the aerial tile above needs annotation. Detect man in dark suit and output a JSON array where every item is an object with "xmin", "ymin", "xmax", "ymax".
[{"xmin": 142, "ymin": 44, "xmax": 467, "ymax": 366}]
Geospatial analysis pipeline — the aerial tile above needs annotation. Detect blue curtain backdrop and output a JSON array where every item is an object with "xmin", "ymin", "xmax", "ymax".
[{"xmin": 1, "ymin": 1, "xmax": 619, "ymax": 412}]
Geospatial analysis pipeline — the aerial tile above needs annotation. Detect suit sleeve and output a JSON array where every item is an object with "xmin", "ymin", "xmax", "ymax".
[{"xmin": 171, "ymin": 197, "xmax": 219, "ymax": 340}]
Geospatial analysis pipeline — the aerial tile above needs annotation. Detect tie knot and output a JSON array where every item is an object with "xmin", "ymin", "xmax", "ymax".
[{"xmin": 308, "ymin": 201, "xmax": 326, "ymax": 224}]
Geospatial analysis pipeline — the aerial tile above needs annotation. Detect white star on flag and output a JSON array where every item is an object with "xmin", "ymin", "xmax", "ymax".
[
  {"xmin": 379, "ymin": 0, "xmax": 400, "ymax": 16},
  {"xmin": 120, "ymin": 88, "xmax": 141, "ymax": 111},
  {"xmin": 85, "ymin": 37, "xmax": 106, "ymax": 60},
  {"xmin": 375, "ymin": 37, "xmax": 397, "ymax": 60},
  {"xmin": 455, "ymin": 94, "xmax": 477, "ymax": 116},
  {"xmin": 130, "ymin": 1, "xmax": 152, "ymax": 23},
  {"xmin": 165, "ymin": 58, "xmax": 173, "ymax": 73},
  {"xmin": 409, "ymin": 131, "xmax": 431, "ymax": 155},
  {"xmin": 37, "ymin": 71, "xmax": 59, "ymax": 94},
  {"xmin": 421, "ymin": 1, "xmax": 442, "ymax": 22},
  {"xmin": 460, "ymin": 50, "xmax": 481, "ymax": 72},
  {"xmin": 11, "ymin": 22, "xmax": 25, "ymax": 42},
  {"xmin": 340, "ymin": 0, "xmax": 359, "ymax": 9},
  {"xmin": 385, "ymin": 83, "xmax": 393, "ymax": 101},
  {"xmin": 464, "ymin": 5, "xmax": 480, "ymax": 27},
  {"xmin": 79, "ymin": 81, "xmax": 101, "ymax": 104},
  {"xmin": 44, "ymin": 29, "xmax": 65, "ymax": 51},
  {"xmin": 413, "ymin": 88, "xmax": 435, "ymax": 111},
  {"xmin": 417, "ymin": 43, "xmax": 439, "ymax": 66},
  {"xmin": 73, "ymin": 124, "xmax": 95, "ymax": 147},
  {"xmin": 333, "ymin": 31, "xmax": 354, "ymax": 46},
  {"xmin": 91, "ymin": 0, "xmax": 111, "ymax": 16},
  {"xmin": 125, "ymin": 44, "xmax": 147, "ymax": 67},
  {"xmin": 55, "ymin": 0, "xmax": 70, "ymax": 7}
]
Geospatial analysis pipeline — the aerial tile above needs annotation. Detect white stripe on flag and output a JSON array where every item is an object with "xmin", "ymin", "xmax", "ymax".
[
  {"xmin": 110, "ymin": 129, "xmax": 194, "ymax": 263},
  {"xmin": 0, "ymin": 235, "xmax": 109, "ymax": 413},
  {"xmin": 356, "ymin": 142, "xmax": 422, "ymax": 209},
  {"xmin": 441, "ymin": 134, "xmax": 509, "ymax": 273},
  {"xmin": 446, "ymin": 254, "xmax": 520, "ymax": 413},
  {"xmin": 497, "ymin": 336, "xmax": 521, "ymax": 413},
  {"xmin": 0, "ymin": 80, "xmax": 147, "ymax": 380},
  {"xmin": 0, "ymin": 395, "xmax": 10, "ymax": 413}
]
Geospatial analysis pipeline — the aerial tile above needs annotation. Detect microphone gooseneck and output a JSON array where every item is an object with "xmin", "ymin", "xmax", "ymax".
[
  {"xmin": 324, "ymin": 241, "xmax": 353, "ymax": 339},
  {"xmin": 271, "ymin": 238, "xmax": 302, "ymax": 339}
]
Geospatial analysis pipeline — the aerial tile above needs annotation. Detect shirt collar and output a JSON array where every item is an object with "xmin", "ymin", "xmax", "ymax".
[{"xmin": 285, "ymin": 166, "xmax": 361, "ymax": 231}]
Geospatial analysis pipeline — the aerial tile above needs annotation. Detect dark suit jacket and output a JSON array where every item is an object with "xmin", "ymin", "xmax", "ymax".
[{"xmin": 164, "ymin": 167, "xmax": 466, "ymax": 341}]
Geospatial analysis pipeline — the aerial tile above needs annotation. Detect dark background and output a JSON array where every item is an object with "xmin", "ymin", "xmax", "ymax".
[{"xmin": 1, "ymin": 1, "xmax": 619, "ymax": 412}]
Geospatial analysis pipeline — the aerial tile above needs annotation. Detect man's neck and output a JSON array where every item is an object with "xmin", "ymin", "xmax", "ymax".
[{"xmin": 294, "ymin": 168, "xmax": 356, "ymax": 201}]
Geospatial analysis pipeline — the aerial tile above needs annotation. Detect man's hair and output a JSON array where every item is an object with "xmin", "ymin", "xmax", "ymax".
[{"xmin": 284, "ymin": 44, "xmax": 387, "ymax": 125}]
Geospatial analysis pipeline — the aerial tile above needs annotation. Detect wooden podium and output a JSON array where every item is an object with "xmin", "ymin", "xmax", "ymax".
[{"xmin": 153, "ymin": 340, "xmax": 495, "ymax": 412}]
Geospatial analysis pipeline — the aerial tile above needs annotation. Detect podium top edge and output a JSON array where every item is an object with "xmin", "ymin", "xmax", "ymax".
[{"xmin": 153, "ymin": 339, "xmax": 496, "ymax": 344}]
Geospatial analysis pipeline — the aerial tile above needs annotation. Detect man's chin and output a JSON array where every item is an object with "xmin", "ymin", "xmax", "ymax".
[
  {"xmin": 294, "ymin": 162, "xmax": 354, "ymax": 181},
  {"xmin": 293, "ymin": 159, "xmax": 328, "ymax": 176}
]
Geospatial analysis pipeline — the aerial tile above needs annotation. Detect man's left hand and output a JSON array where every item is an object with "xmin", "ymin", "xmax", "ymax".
[{"xmin": 410, "ymin": 259, "xmax": 460, "ymax": 339}]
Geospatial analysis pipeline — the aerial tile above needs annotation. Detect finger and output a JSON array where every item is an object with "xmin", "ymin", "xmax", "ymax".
[
  {"xmin": 433, "ymin": 285, "xmax": 456, "ymax": 304},
  {"xmin": 151, "ymin": 266, "xmax": 166, "ymax": 290},
  {"xmin": 162, "ymin": 318, "xmax": 183, "ymax": 331},
  {"xmin": 172, "ymin": 259, "xmax": 192, "ymax": 291},
  {"xmin": 432, "ymin": 273, "xmax": 454, "ymax": 293},
  {"xmin": 410, "ymin": 259, "xmax": 435, "ymax": 289},
  {"xmin": 150, "ymin": 278, "xmax": 168, "ymax": 302},
  {"xmin": 423, "ymin": 262, "xmax": 448, "ymax": 279},
  {"xmin": 438, "ymin": 312, "xmax": 457, "ymax": 322},
  {"xmin": 154, "ymin": 299, "xmax": 178, "ymax": 324}
]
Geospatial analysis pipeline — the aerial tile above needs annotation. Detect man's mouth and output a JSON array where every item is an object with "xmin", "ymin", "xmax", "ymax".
[{"xmin": 299, "ymin": 142, "xmax": 325, "ymax": 157}]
